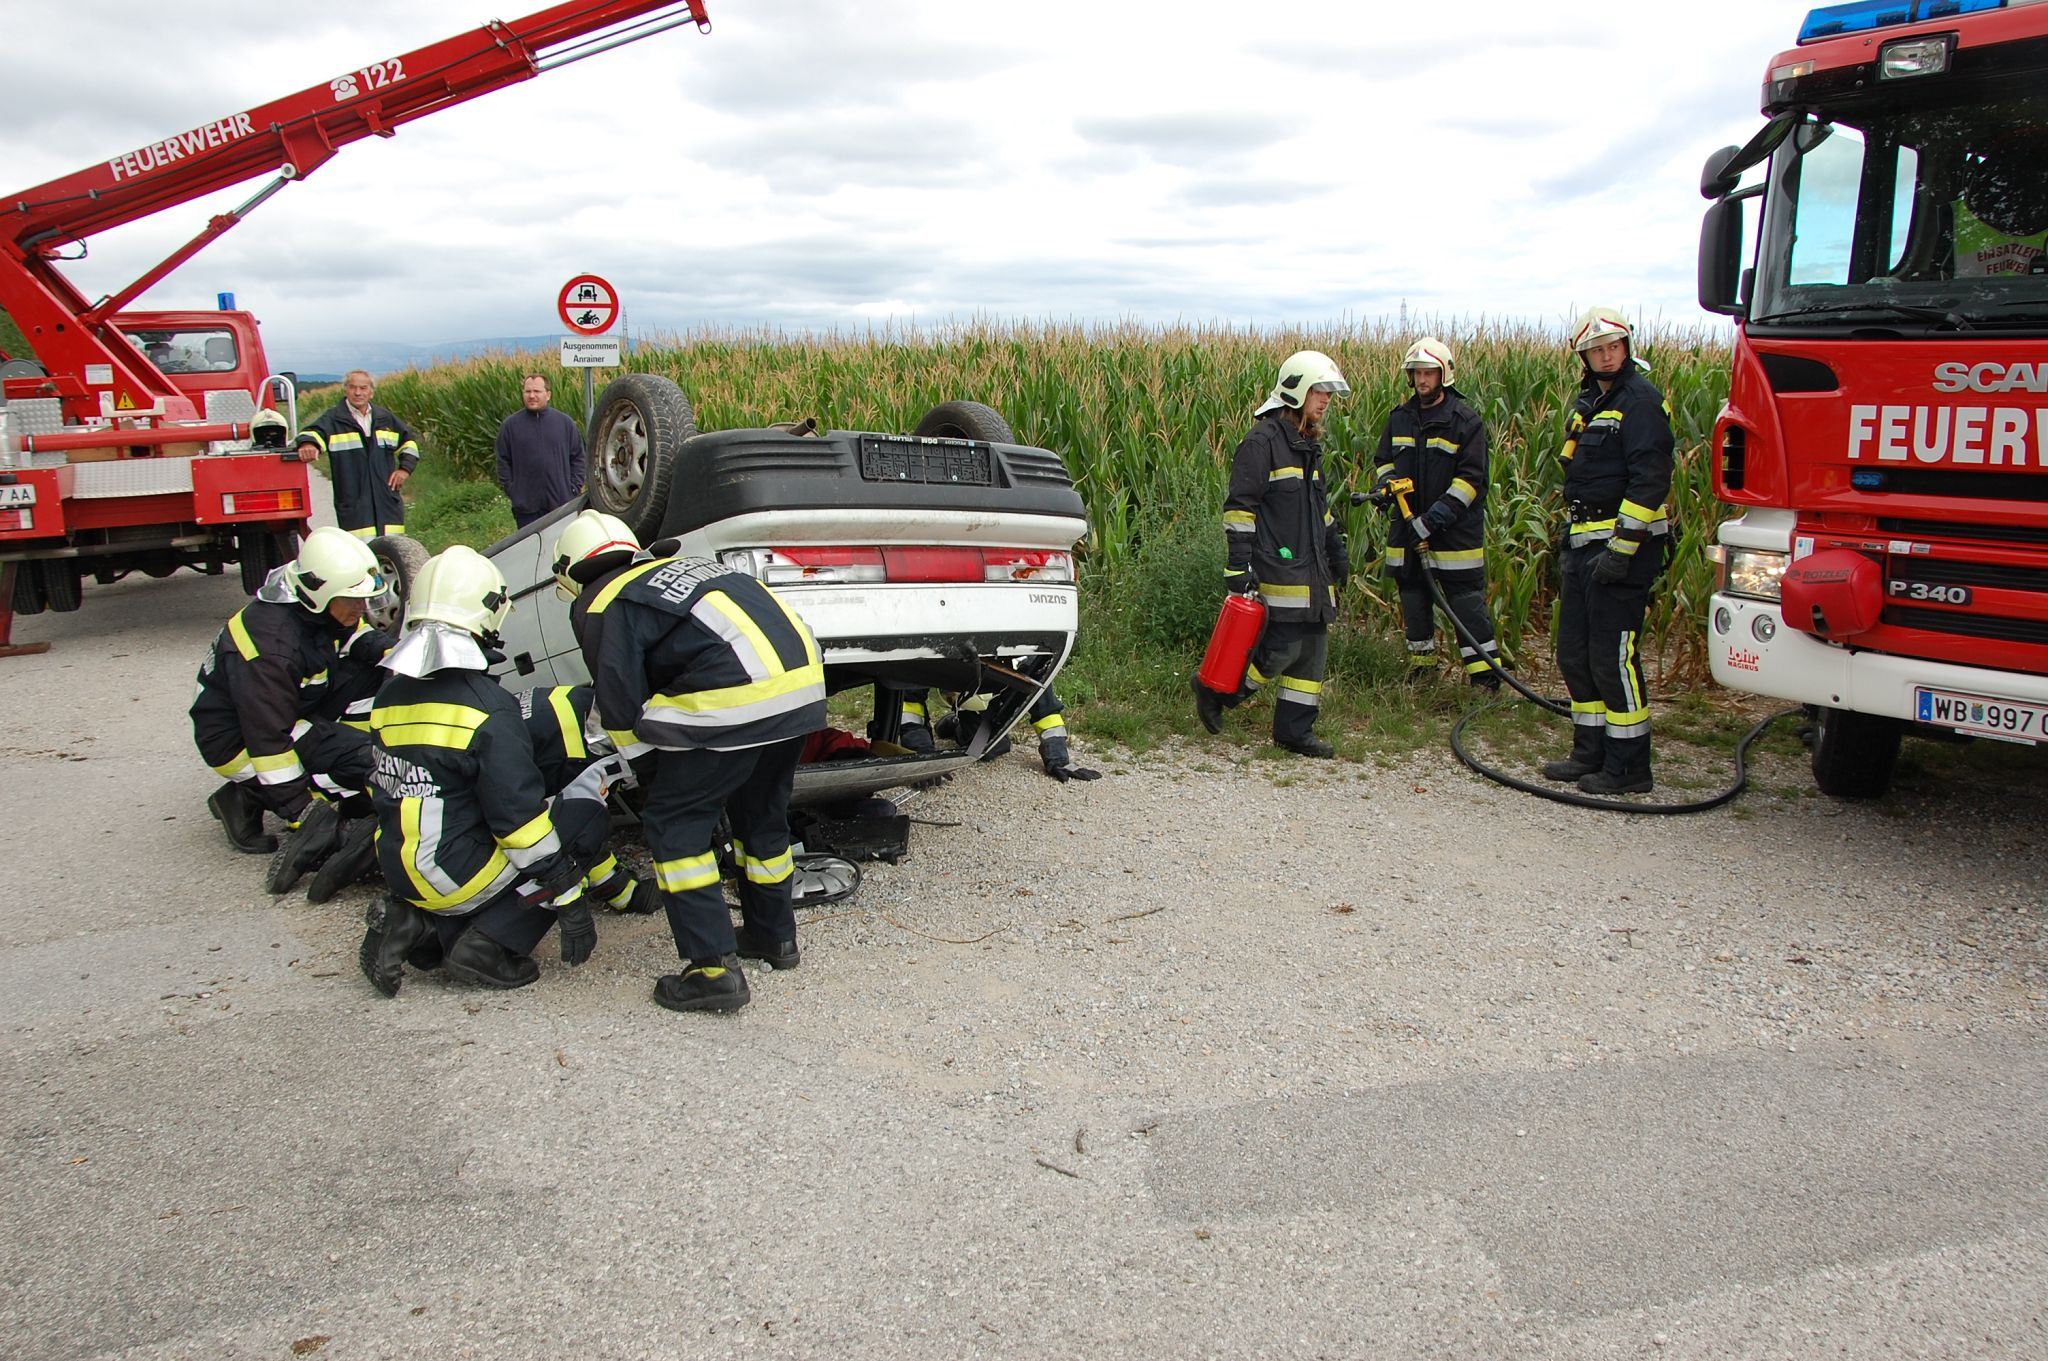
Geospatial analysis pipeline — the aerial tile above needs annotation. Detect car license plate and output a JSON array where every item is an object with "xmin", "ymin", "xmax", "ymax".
[
  {"xmin": 1914, "ymin": 686, "xmax": 2045, "ymax": 744},
  {"xmin": 0, "ymin": 484, "xmax": 35, "ymax": 508}
]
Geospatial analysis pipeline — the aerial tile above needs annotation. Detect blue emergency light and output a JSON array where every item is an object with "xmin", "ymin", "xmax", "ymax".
[
  {"xmin": 1800, "ymin": 0, "xmax": 2004, "ymax": 43},
  {"xmin": 217, "ymin": 291, "xmax": 235, "ymax": 311}
]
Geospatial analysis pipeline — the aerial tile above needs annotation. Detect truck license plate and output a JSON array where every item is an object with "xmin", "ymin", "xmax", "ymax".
[
  {"xmin": 0, "ymin": 484, "xmax": 35, "ymax": 508},
  {"xmin": 1914, "ymin": 686, "xmax": 2045, "ymax": 744}
]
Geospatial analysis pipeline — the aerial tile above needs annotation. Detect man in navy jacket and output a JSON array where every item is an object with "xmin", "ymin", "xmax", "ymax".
[{"xmin": 495, "ymin": 374, "xmax": 586, "ymax": 527}]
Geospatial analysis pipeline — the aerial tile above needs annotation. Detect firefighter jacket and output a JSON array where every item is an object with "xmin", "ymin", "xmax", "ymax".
[
  {"xmin": 190, "ymin": 570, "xmax": 391, "ymax": 812},
  {"xmin": 1560, "ymin": 366, "xmax": 1675, "ymax": 558},
  {"xmin": 570, "ymin": 555, "xmax": 827, "ymax": 755},
  {"xmin": 1373, "ymin": 388, "xmax": 1490, "ymax": 578},
  {"xmin": 1221, "ymin": 411, "xmax": 1344, "ymax": 624},
  {"xmin": 369, "ymin": 666, "xmax": 584, "ymax": 914},
  {"xmin": 295, "ymin": 401, "xmax": 420, "ymax": 537}
]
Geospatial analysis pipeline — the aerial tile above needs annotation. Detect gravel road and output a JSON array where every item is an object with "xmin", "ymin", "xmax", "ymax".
[{"xmin": 1, "ymin": 536, "xmax": 2043, "ymax": 1360}]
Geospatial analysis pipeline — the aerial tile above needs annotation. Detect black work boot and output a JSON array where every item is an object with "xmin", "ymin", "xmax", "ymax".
[
  {"xmin": 444, "ymin": 929, "xmax": 541, "ymax": 990},
  {"xmin": 306, "ymin": 815, "xmax": 379, "ymax": 905},
  {"xmin": 734, "ymin": 926, "xmax": 800, "ymax": 970},
  {"xmin": 607, "ymin": 875, "xmax": 661, "ymax": 915},
  {"xmin": 1578, "ymin": 767, "xmax": 1654, "ymax": 796},
  {"xmin": 208, "ymin": 781, "xmax": 277, "ymax": 855},
  {"xmin": 268, "ymin": 800, "xmax": 342, "ymax": 895},
  {"xmin": 359, "ymin": 895, "xmax": 434, "ymax": 998},
  {"xmin": 1191, "ymin": 675, "xmax": 1227, "ymax": 734},
  {"xmin": 654, "ymin": 956, "xmax": 751, "ymax": 1013},
  {"xmin": 1540, "ymin": 728, "xmax": 1606, "ymax": 783},
  {"xmin": 1277, "ymin": 733, "xmax": 1335, "ymax": 758}
]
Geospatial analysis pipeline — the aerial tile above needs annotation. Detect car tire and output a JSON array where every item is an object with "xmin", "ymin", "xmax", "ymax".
[
  {"xmin": 1811, "ymin": 706, "xmax": 1901, "ymax": 799},
  {"xmin": 368, "ymin": 533, "xmax": 429, "ymax": 634},
  {"xmin": 911, "ymin": 400, "xmax": 1015, "ymax": 443},
  {"xmin": 9, "ymin": 561, "xmax": 47, "ymax": 617},
  {"xmin": 587, "ymin": 373, "xmax": 696, "ymax": 541},
  {"xmin": 238, "ymin": 527, "xmax": 298, "ymax": 596},
  {"xmin": 39, "ymin": 558, "xmax": 83, "ymax": 613}
]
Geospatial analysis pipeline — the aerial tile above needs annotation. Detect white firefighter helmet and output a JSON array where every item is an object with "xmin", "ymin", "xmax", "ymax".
[
  {"xmin": 406, "ymin": 545, "xmax": 511, "ymax": 641},
  {"xmin": 287, "ymin": 527, "xmax": 385, "ymax": 612},
  {"xmin": 1401, "ymin": 337, "xmax": 1456, "ymax": 387},
  {"xmin": 1255, "ymin": 349, "xmax": 1351, "ymax": 415},
  {"xmin": 551, "ymin": 508, "xmax": 641, "ymax": 600},
  {"xmin": 1570, "ymin": 307, "xmax": 1633, "ymax": 353}
]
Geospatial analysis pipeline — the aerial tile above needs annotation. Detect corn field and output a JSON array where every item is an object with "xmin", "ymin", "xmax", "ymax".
[{"xmin": 329, "ymin": 320, "xmax": 1731, "ymax": 680}]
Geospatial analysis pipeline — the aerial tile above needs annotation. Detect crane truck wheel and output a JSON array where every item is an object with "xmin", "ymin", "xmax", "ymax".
[
  {"xmin": 1811, "ymin": 705, "xmax": 1902, "ymax": 799},
  {"xmin": 911, "ymin": 400, "xmax": 1015, "ymax": 443},
  {"xmin": 9, "ymin": 562, "xmax": 48, "ymax": 617},
  {"xmin": 239, "ymin": 528, "xmax": 299, "ymax": 596},
  {"xmin": 367, "ymin": 534, "xmax": 429, "ymax": 635},
  {"xmin": 585, "ymin": 373, "xmax": 697, "ymax": 541},
  {"xmin": 39, "ymin": 559, "xmax": 83, "ymax": 613}
]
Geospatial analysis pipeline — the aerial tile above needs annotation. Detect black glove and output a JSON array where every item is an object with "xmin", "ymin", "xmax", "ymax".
[
  {"xmin": 1326, "ymin": 530, "xmax": 1351, "ymax": 590},
  {"xmin": 1226, "ymin": 570, "xmax": 1259, "ymax": 597},
  {"xmin": 1044, "ymin": 760, "xmax": 1101, "ymax": 783},
  {"xmin": 1591, "ymin": 546, "xmax": 1633, "ymax": 585},
  {"xmin": 1421, "ymin": 502, "xmax": 1457, "ymax": 536},
  {"xmin": 558, "ymin": 902, "xmax": 596, "ymax": 966}
]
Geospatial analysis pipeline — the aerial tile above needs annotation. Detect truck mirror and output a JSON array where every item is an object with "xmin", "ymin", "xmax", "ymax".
[
  {"xmin": 1700, "ymin": 145, "xmax": 1743, "ymax": 200},
  {"xmin": 1699, "ymin": 197, "xmax": 1748, "ymax": 317}
]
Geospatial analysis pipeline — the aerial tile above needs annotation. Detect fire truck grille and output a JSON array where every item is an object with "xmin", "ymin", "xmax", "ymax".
[
  {"xmin": 1877, "ymin": 517, "xmax": 2048, "ymax": 547},
  {"xmin": 1883, "ymin": 604, "xmax": 2048, "ymax": 647},
  {"xmin": 1889, "ymin": 557, "xmax": 2048, "ymax": 592}
]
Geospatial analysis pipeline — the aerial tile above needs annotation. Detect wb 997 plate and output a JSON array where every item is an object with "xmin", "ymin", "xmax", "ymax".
[
  {"xmin": 0, "ymin": 484, "xmax": 36, "ymax": 507},
  {"xmin": 1914, "ymin": 686, "xmax": 2044, "ymax": 744}
]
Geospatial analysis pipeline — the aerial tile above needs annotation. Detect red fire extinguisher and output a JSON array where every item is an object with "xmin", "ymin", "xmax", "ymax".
[{"xmin": 1197, "ymin": 592, "xmax": 1266, "ymax": 694}]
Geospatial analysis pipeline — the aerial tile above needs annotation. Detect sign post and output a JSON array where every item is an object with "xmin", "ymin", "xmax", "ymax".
[{"xmin": 557, "ymin": 273, "xmax": 621, "ymax": 429}]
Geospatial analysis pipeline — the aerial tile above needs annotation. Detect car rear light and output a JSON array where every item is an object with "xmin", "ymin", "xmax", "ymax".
[
  {"xmin": 222, "ymin": 489, "xmax": 304, "ymax": 516},
  {"xmin": 721, "ymin": 546, "xmax": 1076, "ymax": 586}
]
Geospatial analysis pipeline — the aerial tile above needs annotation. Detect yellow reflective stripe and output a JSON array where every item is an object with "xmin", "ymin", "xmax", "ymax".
[
  {"xmin": 398, "ymin": 798, "xmax": 511, "ymax": 910},
  {"xmin": 209, "ymin": 750, "xmax": 252, "ymax": 777},
  {"xmin": 1390, "ymin": 436, "xmax": 1416, "ymax": 447},
  {"xmin": 1259, "ymin": 583, "xmax": 1310, "ymax": 600},
  {"xmin": 1618, "ymin": 498, "xmax": 1662, "ymax": 522},
  {"xmin": 327, "ymin": 432, "xmax": 365, "ymax": 450},
  {"xmin": 604, "ymin": 727, "xmax": 640, "ymax": 751},
  {"xmin": 1427, "ymin": 546, "xmax": 1485, "ymax": 564},
  {"xmin": 349, "ymin": 527, "xmax": 378, "ymax": 540},
  {"xmin": 297, "ymin": 430, "xmax": 328, "ymax": 452},
  {"xmin": 1610, "ymin": 538, "xmax": 1642, "ymax": 556},
  {"xmin": 374, "ymin": 702, "xmax": 488, "ymax": 730},
  {"xmin": 1222, "ymin": 510, "xmax": 1256, "ymax": 527},
  {"xmin": 699, "ymin": 591, "xmax": 784, "ymax": 678},
  {"xmin": 1278, "ymin": 676, "xmax": 1322, "ymax": 695},
  {"xmin": 1426, "ymin": 437, "xmax": 1459, "ymax": 453},
  {"xmin": 1571, "ymin": 517, "xmax": 1618, "ymax": 535},
  {"xmin": 645, "ymin": 660, "xmax": 827, "ymax": 716},
  {"xmin": 585, "ymin": 853, "xmax": 620, "ymax": 885},
  {"xmin": 1595, "ymin": 409, "xmax": 1626, "ymax": 422},
  {"xmin": 398, "ymin": 441, "xmax": 421, "ymax": 457},
  {"xmin": 1449, "ymin": 478, "xmax": 1478, "ymax": 502},
  {"xmin": 1032, "ymin": 713, "xmax": 1064, "ymax": 733},
  {"xmin": 740, "ymin": 847, "xmax": 795, "ymax": 884},
  {"xmin": 548, "ymin": 688, "xmax": 587, "ymax": 761},
  {"xmin": 374, "ymin": 429, "xmax": 402, "ymax": 444},
  {"xmin": 1268, "ymin": 466, "xmax": 1304, "ymax": 482},
  {"xmin": 499, "ymin": 809, "xmax": 554, "ymax": 851},
  {"xmin": 249, "ymin": 750, "xmax": 299, "ymax": 774},
  {"xmin": 902, "ymin": 700, "xmax": 927, "ymax": 722},
  {"xmin": 1246, "ymin": 664, "xmax": 1270, "ymax": 686},
  {"xmin": 586, "ymin": 558, "xmax": 669, "ymax": 616},
  {"xmin": 377, "ymin": 723, "xmax": 477, "ymax": 750},
  {"xmin": 227, "ymin": 610, "xmax": 259, "ymax": 661},
  {"xmin": 655, "ymin": 851, "xmax": 721, "ymax": 893},
  {"xmin": 1608, "ymin": 705, "xmax": 1651, "ymax": 726}
]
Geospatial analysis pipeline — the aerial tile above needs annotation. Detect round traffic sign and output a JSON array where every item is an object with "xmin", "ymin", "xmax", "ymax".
[{"xmin": 558, "ymin": 274, "xmax": 619, "ymax": 335}]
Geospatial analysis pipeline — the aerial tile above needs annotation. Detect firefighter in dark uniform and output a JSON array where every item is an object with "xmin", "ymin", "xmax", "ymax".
[
  {"xmin": 191, "ymin": 526, "xmax": 390, "ymax": 858},
  {"xmin": 516, "ymin": 682, "xmax": 659, "ymax": 915},
  {"xmin": 1192, "ymin": 349, "xmax": 1352, "ymax": 757},
  {"xmin": 1543, "ymin": 307, "xmax": 1674, "ymax": 795},
  {"xmin": 886, "ymin": 685, "xmax": 1100, "ymax": 781},
  {"xmin": 357, "ymin": 546, "xmax": 610, "ymax": 996},
  {"xmin": 553, "ymin": 509, "xmax": 828, "ymax": 1015},
  {"xmin": 1372, "ymin": 337, "xmax": 1502, "ymax": 687},
  {"xmin": 293, "ymin": 369, "xmax": 420, "ymax": 540}
]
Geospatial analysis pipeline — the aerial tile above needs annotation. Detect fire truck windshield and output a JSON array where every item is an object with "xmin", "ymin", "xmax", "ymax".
[{"xmin": 1749, "ymin": 86, "xmax": 2048, "ymax": 329}]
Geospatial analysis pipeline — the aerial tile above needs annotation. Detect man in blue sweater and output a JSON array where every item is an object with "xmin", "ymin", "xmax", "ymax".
[{"xmin": 494, "ymin": 374, "xmax": 586, "ymax": 528}]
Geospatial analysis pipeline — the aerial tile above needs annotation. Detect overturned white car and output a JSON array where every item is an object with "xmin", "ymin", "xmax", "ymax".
[{"xmin": 421, "ymin": 375, "xmax": 1087, "ymax": 804}]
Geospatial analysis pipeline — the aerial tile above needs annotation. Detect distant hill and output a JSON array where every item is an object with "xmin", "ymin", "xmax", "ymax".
[{"xmin": 271, "ymin": 334, "xmax": 561, "ymax": 382}]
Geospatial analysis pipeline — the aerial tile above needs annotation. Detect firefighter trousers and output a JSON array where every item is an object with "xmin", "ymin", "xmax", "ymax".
[
  {"xmin": 642, "ymin": 738, "xmax": 804, "ymax": 962},
  {"xmin": 1243, "ymin": 619, "xmax": 1328, "ymax": 747},
  {"xmin": 429, "ymin": 796, "xmax": 613, "ymax": 956},
  {"xmin": 1555, "ymin": 543, "xmax": 1658, "ymax": 778},
  {"xmin": 1396, "ymin": 574, "xmax": 1498, "ymax": 680},
  {"xmin": 194, "ymin": 716, "xmax": 375, "ymax": 820}
]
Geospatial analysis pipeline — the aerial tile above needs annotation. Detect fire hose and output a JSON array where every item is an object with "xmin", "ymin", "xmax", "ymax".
[{"xmin": 1367, "ymin": 477, "xmax": 1799, "ymax": 814}]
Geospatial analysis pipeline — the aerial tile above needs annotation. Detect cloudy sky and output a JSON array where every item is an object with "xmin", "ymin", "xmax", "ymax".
[{"xmin": 7, "ymin": 1, "xmax": 1810, "ymax": 361}]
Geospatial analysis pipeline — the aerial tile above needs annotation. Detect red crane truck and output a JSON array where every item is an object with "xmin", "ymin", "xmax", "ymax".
[
  {"xmin": 1698, "ymin": 0, "xmax": 2048, "ymax": 796},
  {"xmin": 0, "ymin": 0, "xmax": 710, "ymax": 650}
]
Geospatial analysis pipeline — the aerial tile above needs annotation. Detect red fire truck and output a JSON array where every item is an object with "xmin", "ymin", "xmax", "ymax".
[
  {"xmin": 1699, "ymin": 0, "xmax": 2048, "ymax": 796},
  {"xmin": 0, "ymin": 1, "xmax": 710, "ymax": 648}
]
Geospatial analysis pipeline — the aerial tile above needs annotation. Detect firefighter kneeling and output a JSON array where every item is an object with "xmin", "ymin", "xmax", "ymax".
[{"xmin": 359, "ymin": 546, "xmax": 626, "ymax": 996}]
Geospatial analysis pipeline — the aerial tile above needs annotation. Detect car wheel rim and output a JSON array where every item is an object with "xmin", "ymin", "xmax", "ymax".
[{"xmin": 602, "ymin": 405, "xmax": 647, "ymax": 503}]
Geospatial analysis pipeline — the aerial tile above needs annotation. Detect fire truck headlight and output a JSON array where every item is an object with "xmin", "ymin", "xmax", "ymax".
[
  {"xmin": 1879, "ymin": 36, "xmax": 1951, "ymax": 80},
  {"xmin": 1713, "ymin": 606, "xmax": 1733, "ymax": 636},
  {"xmin": 1723, "ymin": 547, "xmax": 1789, "ymax": 602},
  {"xmin": 1752, "ymin": 614, "xmax": 1778, "ymax": 643}
]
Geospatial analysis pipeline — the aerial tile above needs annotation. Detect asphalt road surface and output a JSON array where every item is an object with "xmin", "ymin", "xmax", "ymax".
[{"xmin": 2, "ymin": 529, "xmax": 2043, "ymax": 1359}]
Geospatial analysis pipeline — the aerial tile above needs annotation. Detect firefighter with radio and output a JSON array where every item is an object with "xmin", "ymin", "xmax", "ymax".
[
  {"xmin": 191, "ymin": 526, "xmax": 391, "ymax": 861},
  {"xmin": 1192, "ymin": 349, "xmax": 1351, "ymax": 757},
  {"xmin": 1544, "ymin": 308, "xmax": 1674, "ymax": 796},
  {"xmin": 1371, "ymin": 337, "xmax": 1502, "ymax": 687},
  {"xmin": 554, "ymin": 509, "xmax": 828, "ymax": 1015},
  {"xmin": 357, "ymin": 546, "xmax": 622, "ymax": 996}
]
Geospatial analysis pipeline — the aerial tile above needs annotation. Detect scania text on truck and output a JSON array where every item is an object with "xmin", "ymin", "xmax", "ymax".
[{"xmin": 1697, "ymin": 0, "xmax": 2048, "ymax": 796}]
